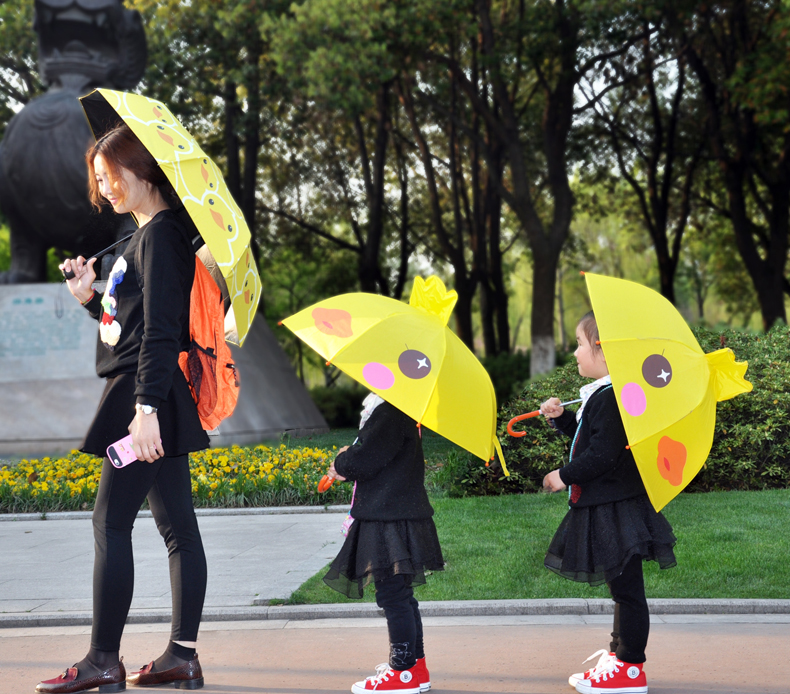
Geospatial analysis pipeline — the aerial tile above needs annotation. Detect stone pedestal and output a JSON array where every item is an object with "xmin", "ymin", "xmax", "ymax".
[{"xmin": 0, "ymin": 284, "xmax": 326, "ymax": 458}]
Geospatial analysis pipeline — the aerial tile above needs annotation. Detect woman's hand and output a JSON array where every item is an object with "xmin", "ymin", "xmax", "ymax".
[
  {"xmin": 539, "ymin": 397, "xmax": 564, "ymax": 419},
  {"xmin": 60, "ymin": 256, "xmax": 97, "ymax": 304},
  {"xmin": 542, "ymin": 469, "xmax": 566, "ymax": 492},
  {"xmin": 129, "ymin": 411, "xmax": 164, "ymax": 463}
]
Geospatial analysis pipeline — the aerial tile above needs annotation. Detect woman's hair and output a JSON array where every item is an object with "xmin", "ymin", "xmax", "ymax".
[
  {"xmin": 577, "ymin": 311, "xmax": 601, "ymax": 351},
  {"xmin": 85, "ymin": 124, "xmax": 179, "ymax": 211}
]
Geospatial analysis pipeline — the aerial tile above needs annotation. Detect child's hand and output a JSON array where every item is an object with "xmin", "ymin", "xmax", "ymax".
[
  {"xmin": 540, "ymin": 397, "xmax": 564, "ymax": 419},
  {"xmin": 542, "ymin": 469, "xmax": 566, "ymax": 492},
  {"xmin": 327, "ymin": 461, "xmax": 346, "ymax": 482},
  {"xmin": 337, "ymin": 445, "xmax": 350, "ymax": 455}
]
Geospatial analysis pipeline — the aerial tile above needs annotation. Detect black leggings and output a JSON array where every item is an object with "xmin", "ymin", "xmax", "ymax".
[
  {"xmin": 374, "ymin": 574, "xmax": 424, "ymax": 671},
  {"xmin": 607, "ymin": 554, "xmax": 649, "ymax": 664},
  {"xmin": 91, "ymin": 454, "xmax": 207, "ymax": 652}
]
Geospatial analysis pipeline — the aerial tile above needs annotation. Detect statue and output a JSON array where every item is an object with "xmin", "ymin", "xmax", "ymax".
[{"xmin": 0, "ymin": 0, "xmax": 147, "ymax": 283}]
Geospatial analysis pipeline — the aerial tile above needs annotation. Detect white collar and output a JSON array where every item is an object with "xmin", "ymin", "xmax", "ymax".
[{"xmin": 359, "ymin": 393, "xmax": 385, "ymax": 429}]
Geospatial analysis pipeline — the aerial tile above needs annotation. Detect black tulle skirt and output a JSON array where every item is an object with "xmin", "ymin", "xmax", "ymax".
[
  {"xmin": 545, "ymin": 494, "xmax": 677, "ymax": 587},
  {"xmin": 324, "ymin": 518, "xmax": 445, "ymax": 599}
]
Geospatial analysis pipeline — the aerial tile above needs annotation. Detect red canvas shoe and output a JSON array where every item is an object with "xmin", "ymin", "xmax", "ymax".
[
  {"xmin": 412, "ymin": 657, "xmax": 431, "ymax": 692},
  {"xmin": 575, "ymin": 658, "xmax": 647, "ymax": 694},
  {"xmin": 569, "ymin": 650, "xmax": 616, "ymax": 687},
  {"xmin": 351, "ymin": 663, "xmax": 422, "ymax": 694}
]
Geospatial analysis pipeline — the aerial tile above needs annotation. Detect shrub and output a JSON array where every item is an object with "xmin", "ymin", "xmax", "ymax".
[
  {"xmin": 462, "ymin": 324, "xmax": 790, "ymax": 496},
  {"xmin": 309, "ymin": 385, "xmax": 366, "ymax": 428}
]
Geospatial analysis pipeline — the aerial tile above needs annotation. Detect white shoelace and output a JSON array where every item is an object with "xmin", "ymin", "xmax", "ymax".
[
  {"xmin": 366, "ymin": 663, "xmax": 394, "ymax": 687},
  {"xmin": 581, "ymin": 649, "xmax": 614, "ymax": 678},
  {"xmin": 591, "ymin": 657, "xmax": 624, "ymax": 683}
]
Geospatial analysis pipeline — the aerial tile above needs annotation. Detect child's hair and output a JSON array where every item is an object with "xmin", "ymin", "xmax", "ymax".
[
  {"xmin": 85, "ymin": 124, "xmax": 179, "ymax": 211},
  {"xmin": 578, "ymin": 311, "xmax": 601, "ymax": 351}
]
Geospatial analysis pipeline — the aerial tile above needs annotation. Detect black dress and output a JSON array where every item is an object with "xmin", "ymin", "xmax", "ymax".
[
  {"xmin": 80, "ymin": 210, "xmax": 209, "ymax": 457},
  {"xmin": 323, "ymin": 402, "xmax": 444, "ymax": 599},
  {"xmin": 544, "ymin": 384, "xmax": 677, "ymax": 586}
]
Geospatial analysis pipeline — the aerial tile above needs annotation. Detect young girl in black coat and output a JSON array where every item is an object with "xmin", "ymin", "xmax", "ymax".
[
  {"xmin": 324, "ymin": 394, "xmax": 444, "ymax": 694},
  {"xmin": 540, "ymin": 312, "xmax": 676, "ymax": 694}
]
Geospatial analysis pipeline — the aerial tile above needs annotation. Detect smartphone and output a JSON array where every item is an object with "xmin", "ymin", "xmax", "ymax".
[{"xmin": 107, "ymin": 434, "xmax": 138, "ymax": 468}]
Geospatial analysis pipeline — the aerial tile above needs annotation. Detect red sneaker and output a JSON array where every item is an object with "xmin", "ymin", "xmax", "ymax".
[
  {"xmin": 412, "ymin": 657, "xmax": 430, "ymax": 692},
  {"xmin": 575, "ymin": 658, "xmax": 647, "ymax": 694},
  {"xmin": 569, "ymin": 650, "xmax": 616, "ymax": 687},
  {"xmin": 351, "ymin": 663, "xmax": 422, "ymax": 694}
]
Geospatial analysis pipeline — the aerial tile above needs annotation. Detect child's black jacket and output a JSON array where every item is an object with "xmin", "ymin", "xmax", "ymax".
[
  {"xmin": 334, "ymin": 401, "xmax": 434, "ymax": 521},
  {"xmin": 554, "ymin": 385, "xmax": 646, "ymax": 508}
]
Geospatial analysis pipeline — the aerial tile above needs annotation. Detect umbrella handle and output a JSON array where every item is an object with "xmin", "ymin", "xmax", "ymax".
[
  {"xmin": 318, "ymin": 474, "xmax": 334, "ymax": 493},
  {"xmin": 506, "ymin": 411, "xmax": 542, "ymax": 437}
]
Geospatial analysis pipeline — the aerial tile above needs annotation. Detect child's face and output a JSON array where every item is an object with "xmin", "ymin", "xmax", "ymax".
[{"xmin": 574, "ymin": 326, "xmax": 609, "ymax": 379}]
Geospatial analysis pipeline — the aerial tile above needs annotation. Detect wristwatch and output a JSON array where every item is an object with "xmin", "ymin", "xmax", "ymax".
[{"xmin": 135, "ymin": 403, "xmax": 158, "ymax": 415}]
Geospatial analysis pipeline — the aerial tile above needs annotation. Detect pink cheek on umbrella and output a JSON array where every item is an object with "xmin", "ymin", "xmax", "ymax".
[
  {"xmin": 363, "ymin": 363, "xmax": 395, "ymax": 390},
  {"xmin": 621, "ymin": 382, "xmax": 647, "ymax": 416}
]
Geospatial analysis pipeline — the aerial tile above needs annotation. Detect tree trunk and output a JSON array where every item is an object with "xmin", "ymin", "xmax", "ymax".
[
  {"xmin": 224, "ymin": 79, "xmax": 241, "ymax": 202},
  {"xmin": 530, "ymin": 245, "xmax": 559, "ymax": 375}
]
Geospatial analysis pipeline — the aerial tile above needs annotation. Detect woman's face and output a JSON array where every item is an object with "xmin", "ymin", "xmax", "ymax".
[
  {"xmin": 574, "ymin": 325, "xmax": 608, "ymax": 379},
  {"xmin": 93, "ymin": 153, "xmax": 153, "ymax": 216}
]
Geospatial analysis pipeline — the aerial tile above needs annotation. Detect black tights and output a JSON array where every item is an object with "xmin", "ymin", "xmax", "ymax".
[
  {"xmin": 91, "ymin": 454, "xmax": 207, "ymax": 654},
  {"xmin": 374, "ymin": 574, "xmax": 424, "ymax": 671},
  {"xmin": 607, "ymin": 554, "xmax": 649, "ymax": 664}
]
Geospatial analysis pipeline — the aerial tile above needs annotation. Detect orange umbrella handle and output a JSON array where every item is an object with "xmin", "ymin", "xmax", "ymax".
[
  {"xmin": 506, "ymin": 411, "xmax": 542, "ymax": 437},
  {"xmin": 318, "ymin": 474, "xmax": 334, "ymax": 493}
]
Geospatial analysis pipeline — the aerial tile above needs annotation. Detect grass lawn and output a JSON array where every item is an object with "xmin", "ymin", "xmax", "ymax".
[{"xmin": 285, "ymin": 488, "xmax": 790, "ymax": 603}]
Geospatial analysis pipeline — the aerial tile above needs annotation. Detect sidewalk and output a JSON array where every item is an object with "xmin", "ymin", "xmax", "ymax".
[{"xmin": 1, "ymin": 509, "xmax": 789, "ymax": 693}]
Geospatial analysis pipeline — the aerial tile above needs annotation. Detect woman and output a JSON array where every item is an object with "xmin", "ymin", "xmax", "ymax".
[{"xmin": 36, "ymin": 125, "xmax": 209, "ymax": 693}]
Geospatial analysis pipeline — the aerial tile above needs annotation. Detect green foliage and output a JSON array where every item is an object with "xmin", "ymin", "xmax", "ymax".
[
  {"xmin": 480, "ymin": 351, "xmax": 532, "ymax": 406},
  {"xmin": 309, "ymin": 386, "xmax": 366, "ymax": 428}
]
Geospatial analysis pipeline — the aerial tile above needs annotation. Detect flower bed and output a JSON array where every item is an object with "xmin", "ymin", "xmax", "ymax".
[{"xmin": 0, "ymin": 444, "xmax": 349, "ymax": 514}]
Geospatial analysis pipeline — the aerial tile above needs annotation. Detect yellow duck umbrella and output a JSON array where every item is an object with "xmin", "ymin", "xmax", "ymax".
[
  {"xmin": 79, "ymin": 88, "xmax": 261, "ymax": 345},
  {"xmin": 282, "ymin": 276, "xmax": 508, "ymax": 474},
  {"xmin": 585, "ymin": 272, "xmax": 752, "ymax": 511}
]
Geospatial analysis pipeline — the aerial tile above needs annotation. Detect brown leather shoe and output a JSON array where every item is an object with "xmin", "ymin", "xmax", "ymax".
[
  {"xmin": 36, "ymin": 660, "xmax": 126, "ymax": 693},
  {"xmin": 126, "ymin": 656, "xmax": 203, "ymax": 689}
]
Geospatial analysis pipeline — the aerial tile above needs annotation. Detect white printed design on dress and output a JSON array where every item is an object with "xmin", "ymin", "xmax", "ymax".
[{"xmin": 100, "ymin": 256, "xmax": 127, "ymax": 349}]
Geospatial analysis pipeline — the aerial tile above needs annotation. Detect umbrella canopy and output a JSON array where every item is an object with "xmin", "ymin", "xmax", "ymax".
[
  {"xmin": 282, "ymin": 276, "xmax": 508, "ymax": 474},
  {"xmin": 585, "ymin": 272, "xmax": 752, "ymax": 511},
  {"xmin": 79, "ymin": 88, "xmax": 261, "ymax": 345}
]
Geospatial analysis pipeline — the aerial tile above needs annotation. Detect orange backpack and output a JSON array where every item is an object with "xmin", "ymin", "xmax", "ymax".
[{"xmin": 178, "ymin": 257, "xmax": 240, "ymax": 430}]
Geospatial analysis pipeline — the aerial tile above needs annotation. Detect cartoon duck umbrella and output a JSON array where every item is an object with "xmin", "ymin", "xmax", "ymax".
[
  {"xmin": 282, "ymin": 276, "xmax": 508, "ymax": 474},
  {"xmin": 585, "ymin": 273, "xmax": 752, "ymax": 512},
  {"xmin": 79, "ymin": 88, "xmax": 261, "ymax": 345}
]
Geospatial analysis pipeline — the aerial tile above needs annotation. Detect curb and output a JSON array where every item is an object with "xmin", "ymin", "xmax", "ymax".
[
  {"xmin": 3, "ymin": 598, "xmax": 790, "ymax": 629},
  {"xmin": 0, "ymin": 505, "xmax": 352, "ymax": 522}
]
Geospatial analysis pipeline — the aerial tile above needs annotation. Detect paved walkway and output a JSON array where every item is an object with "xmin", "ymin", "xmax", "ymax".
[{"xmin": 1, "ymin": 509, "xmax": 789, "ymax": 693}]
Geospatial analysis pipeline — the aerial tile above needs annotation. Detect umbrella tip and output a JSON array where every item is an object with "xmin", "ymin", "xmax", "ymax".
[
  {"xmin": 595, "ymin": 340, "xmax": 601, "ymax": 345},
  {"xmin": 625, "ymin": 445, "xmax": 631, "ymax": 450},
  {"xmin": 580, "ymin": 270, "xmax": 586, "ymax": 276},
  {"xmin": 277, "ymin": 321, "xmax": 283, "ymax": 326},
  {"xmin": 326, "ymin": 361, "xmax": 331, "ymax": 366},
  {"xmin": 485, "ymin": 461, "xmax": 490, "ymax": 467}
]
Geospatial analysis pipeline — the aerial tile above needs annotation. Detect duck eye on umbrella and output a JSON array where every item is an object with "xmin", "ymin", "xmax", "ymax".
[
  {"xmin": 398, "ymin": 349, "xmax": 431, "ymax": 379},
  {"xmin": 642, "ymin": 354, "xmax": 673, "ymax": 388}
]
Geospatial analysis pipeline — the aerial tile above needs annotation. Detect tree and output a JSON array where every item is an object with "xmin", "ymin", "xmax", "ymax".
[{"xmin": 670, "ymin": 0, "xmax": 790, "ymax": 329}]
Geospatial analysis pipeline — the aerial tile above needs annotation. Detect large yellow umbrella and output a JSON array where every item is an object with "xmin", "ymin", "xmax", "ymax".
[
  {"xmin": 282, "ymin": 276, "xmax": 508, "ymax": 474},
  {"xmin": 79, "ymin": 88, "xmax": 261, "ymax": 345},
  {"xmin": 585, "ymin": 272, "xmax": 752, "ymax": 511}
]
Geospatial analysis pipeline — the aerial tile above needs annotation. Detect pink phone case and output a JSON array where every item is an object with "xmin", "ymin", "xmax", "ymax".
[{"xmin": 107, "ymin": 434, "xmax": 138, "ymax": 468}]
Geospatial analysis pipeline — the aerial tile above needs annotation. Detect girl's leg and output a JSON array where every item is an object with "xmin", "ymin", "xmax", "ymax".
[
  {"xmin": 409, "ymin": 594, "xmax": 425, "ymax": 660},
  {"xmin": 145, "ymin": 454, "xmax": 207, "ymax": 670},
  {"xmin": 607, "ymin": 554, "xmax": 649, "ymax": 664},
  {"xmin": 374, "ymin": 574, "xmax": 418, "ymax": 670}
]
